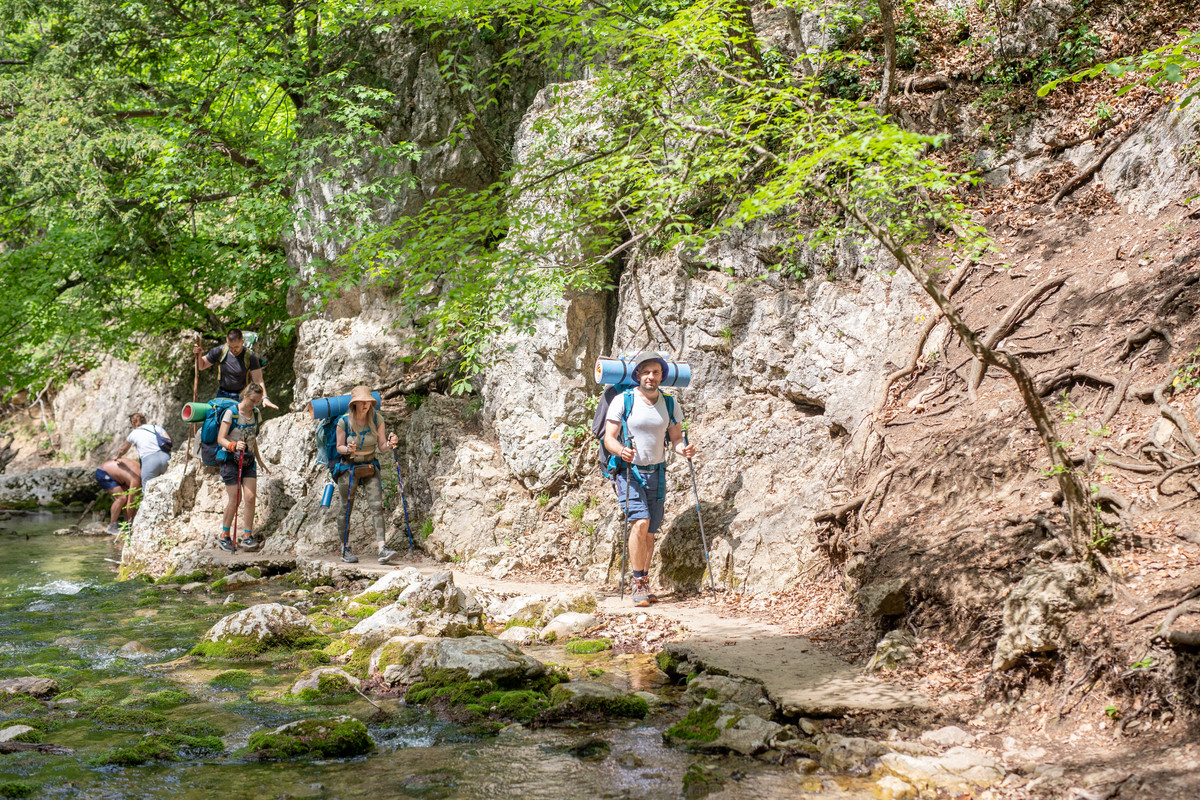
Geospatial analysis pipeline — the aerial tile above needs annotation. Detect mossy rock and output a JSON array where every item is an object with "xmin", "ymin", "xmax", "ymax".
[
  {"xmin": 245, "ymin": 567, "xmax": 262, "ymax": 579},
  {"xmin": 86, "ymin": 705, "xmax": 168, "ymax": 730},
  {"xmin": 90, "ymin": 733, "xmax": 225, "ymax": 766},
  {"xmin": 241, "ymin": 715, "xmax": 373, "ymax": 760},
  {"xmin": 190, "ymin": 632, "xmax": 330, "ymax": 660},
  {"xmin": 664, "ymin": 703, "xmax": 720, "ymax": 744},
  {"xmin": 565, "ymin": 638, "xmax": 612, "ymax": 655},
  {"xmin": 0, "ymin": 781, "xmax": 39, "ymax": 799},
  {"xmin": 209, "ymin": 670, "xmax": 254, "ymax": 689},
  {"xmin": 121, "ymin": 689, "xmax": 192, "ymax": 708},
  {"xmin": 541, "ymin": 682, "xmax": 649, "ymax": 724}
]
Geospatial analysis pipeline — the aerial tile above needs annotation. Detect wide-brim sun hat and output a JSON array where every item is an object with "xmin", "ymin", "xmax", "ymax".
[
  {"xmin": 630, "ymin": 351, "xmax": 669, "ymax": 377},
  {"xmin": 349, "ymin": 385, "xmax": 377, "ymax": 409}
]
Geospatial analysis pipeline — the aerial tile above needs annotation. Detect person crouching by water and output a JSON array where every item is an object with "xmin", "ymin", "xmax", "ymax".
[
  {"xmin": 95, "ymin": 458, "xmax": 142, "ymax": 536},
  {"xmin": 215, "ymin": 383, "xmax": 271, "ymax": 552},
  {"xmin": 114, "ymin": 413, "xmax": 172, "ymax": 485},
  {"xmin": 327, "ymin": 385, "xmax": 400, "ymax": 565}
]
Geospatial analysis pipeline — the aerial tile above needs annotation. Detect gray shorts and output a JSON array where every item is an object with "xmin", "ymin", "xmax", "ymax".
[
  {"xmin": 613, "ymin": 466, "xmax": 665, "ymax": 534},
  {"xmin": 140, "ymin": 451, "xmax": 171, "ymax": 484}
]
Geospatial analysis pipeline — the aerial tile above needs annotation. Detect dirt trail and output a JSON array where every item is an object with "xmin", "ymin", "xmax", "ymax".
[{"xmin": 207, "ymin": 548, "xmax": 928, "ymax": 718}]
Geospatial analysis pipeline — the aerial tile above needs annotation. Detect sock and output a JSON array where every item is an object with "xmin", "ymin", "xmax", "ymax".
[
  {"xmin": 243, "ymin": 529, "xmax": 252, "ymax": 539},
  {"xmin": 221, "ymin": 526, "xmax": 231, "ymax": 539},
  {"xmin": 632, "ymin": 570, "xmax": 647, "ymax": 579}
]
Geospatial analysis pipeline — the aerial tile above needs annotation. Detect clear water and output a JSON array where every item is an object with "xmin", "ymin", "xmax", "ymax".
[{"xmin": 0, "ymin": 513, "xmax": 868, "ymax": 799}]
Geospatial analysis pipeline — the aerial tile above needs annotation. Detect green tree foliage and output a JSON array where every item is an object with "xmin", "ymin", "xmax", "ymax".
[
  {"xmin": 1039, "ymin": 29, "xmax": 1200, "ymax": 107},
  {"xmin": 0, "ymin": 0, "xmax": 416, "ymax": 389}
]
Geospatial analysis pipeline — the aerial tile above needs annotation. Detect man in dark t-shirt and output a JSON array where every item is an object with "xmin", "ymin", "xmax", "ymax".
[{"xmin": 192, "ymin": 329, "xmax": 278, "ymax": 408}]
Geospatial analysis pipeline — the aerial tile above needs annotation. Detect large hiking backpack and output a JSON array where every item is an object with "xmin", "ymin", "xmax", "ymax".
[
  {"xmin": 198, "ymin": 397, "xmax": 248, "ymax": 467},
  {"xmin": 315, "ymin": 412, "xmax": 380, "ymax": 475},
  {"xmin": 215, "ymin": 331, "xmax": 267, "ymax": 386},
  {"xmin": 590, "ymin": 386, "xmax": 676, "ymax": 479}
]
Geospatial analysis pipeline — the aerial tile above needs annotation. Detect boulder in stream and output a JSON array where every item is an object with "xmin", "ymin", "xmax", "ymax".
[
  {"xmin": 242, "ymin": 715, "xmax": 374, "ymax": 760},
  {"xmin": 0, "ymin": 677, "xmax": 58, "ymax": 698},
  {"xmin": 373, "ymin": 634, "xmax": 545, "ymax": 686},
  {"xmin": 193, "ymin": 603, "xmax": 323, "ymax": 658}
]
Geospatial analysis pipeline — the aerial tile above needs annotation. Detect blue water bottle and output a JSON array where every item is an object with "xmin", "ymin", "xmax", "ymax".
[{"xmin": 320, "ymin": 480, "xmax": 335, "ymax": 508}]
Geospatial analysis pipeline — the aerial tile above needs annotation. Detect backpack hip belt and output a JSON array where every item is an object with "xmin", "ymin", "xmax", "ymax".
[{"xmin": 618, "ymin": 460, "xmax": 667, "ymax": 502}]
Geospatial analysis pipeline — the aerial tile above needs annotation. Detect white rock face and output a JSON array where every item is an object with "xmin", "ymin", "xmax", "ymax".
[
  {"xmin": 993, "ymin": 562, "xmax": 1092, "ymax": 670},
  {"xmin": 203, "ymin": 603, "xmax": 318, "ymax": 643},
  {"xmin": 539, "ymin": 612, "xmax": 597, "ymax": 641},
  {"xmin": 0, "ymin": 725, "xmax": 36, "ymax": 743},
  {"xmin": 1102, "ymin": 101, "xmax": 1200, "ymax": 215},
  {"xmin": 0, "ymin": 468, "xmax": 98, "ymax": 508},
  {"xmin": 497, "ymin": 626, "xmax": 538, "ymax": 645},
  {"xmin": 374, "ymin": 634, "xmax": 546, "ymax": 685},
  {"xmin": 540, "ymin": 590, "xmax": 597, "ymax": 624},
  {"xmin": 348, "ymin": 571, "xmax": 483, "ymax": 640},
  {"xmin": 919, "ymin": 726, "xmax": 977, "ymax": 748},
  {"xmin": 487, "ymin": 595, "xmax": 547, "ymax": 625},
  {"xmin": 880, "ymin": 747, "xmax": 1005, "ymax": 792},
  {"xmin": 353, "ymin": 567, "xmax": 424, "ymax": 602}
]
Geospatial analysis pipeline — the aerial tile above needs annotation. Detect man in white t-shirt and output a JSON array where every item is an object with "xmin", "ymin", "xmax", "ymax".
[
  {"xmin": 603, "ymin": 352, "xmax": 696, "ymax": 607},
  {"xmin": 115, "ymin": 413, "xmax": 172, "ymax": 485}
]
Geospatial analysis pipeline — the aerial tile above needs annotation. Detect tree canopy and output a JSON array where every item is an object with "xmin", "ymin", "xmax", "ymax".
[{"xmin": 0, "ymin": 0, "xmax": 415, "ymax": 388}]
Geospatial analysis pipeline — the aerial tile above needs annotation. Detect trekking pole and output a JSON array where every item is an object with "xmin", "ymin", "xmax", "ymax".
[
  {"xmin": 342, "ymin": 468, "xmax": 357, "ymax": 555},
  {"xmin": 620, "ymin": 436, "xmax": 635, "ymax": 599},
  {"xmin": 185, "ymin": 336, "xmax": 199, "ymax": 471},
  {"xmin": 682, "ymin": 430, "xmax": 717, "ymax": 595},
  {"xmin": 231, "ymin": 450, "xmax": 245, "ymax": 554},
  {"xmin": 391, "ymin": 450, "xmax": 416, "ymax": 550}
]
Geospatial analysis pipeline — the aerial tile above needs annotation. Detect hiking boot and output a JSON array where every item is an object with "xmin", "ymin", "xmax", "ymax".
[
  {"xmin": 217, "ymin": 536, "xmax": 234, "ymax": 552},
  {"xmin": 341, "ymin": 547, "xmax": 359, "ymax": 564},
  {"xmin": 106, "ymin": 523, "xmax": 122, "ymax": 537},
  {"xmin": 239, "ymin": 534, "xmax": 261, "ymax": 550},
  {"xmin": 377, "ymin": 546, "xmax": 399, "ymax": 565},
  {"xmin": 631, "ymin": 577, "xmax": 651, "ymax": 607}
]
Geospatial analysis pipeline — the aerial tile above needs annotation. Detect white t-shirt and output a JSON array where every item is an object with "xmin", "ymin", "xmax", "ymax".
[
  {"xmin": 126, "ymin": 425, "xmax": 169, "ymax": 459},
  {"xmin": 605, "ymin": 390, "xmax": 681, "ymax": 466}
]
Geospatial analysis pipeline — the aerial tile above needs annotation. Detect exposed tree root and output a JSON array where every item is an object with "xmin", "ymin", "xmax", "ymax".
[
  {"xmin": 968, "ymin": 276, "xmax": 1066, "ymax": 398},
  {"xmin": 1037, "ymin": 367, "xmax": 1117, "ymax": 398},
  {"xmin": 1051, "ymin": 125, "xmax": 1137, "ymax": 207},
  {"xmin": 1118, "ymin": 323, "xmax": 1173, "ymax": 360},
  {"xmin": 1134, "ymin": 380, "xmax": 1200, "ymax": 456},
  {"xmin": 1126, "ymin": 587, "xmax": 1200, "ymax": 626},
  {"xmin": 1154, "ymin": 459, "xmax": 1200, "ymax": 493}
]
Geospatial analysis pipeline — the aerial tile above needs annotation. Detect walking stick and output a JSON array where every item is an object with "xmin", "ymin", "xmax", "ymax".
[
  {"xmin": 229, "ymin": 450, "xmax": 245, "ymax": 553},
  {"xmin": 683, "ymin": 430, "xmax": 717, "ymax": 595},
  {"xmin": 185, "ymin": 336, "xmax": 199, "ymax": 470},
  {"xmin": 620, "ymin": 470, "xmax": 631, "ymax": 598},
  {"xmin": 342, "ymin": 468, "xmax": 357, "ymax": 555},
  {"xmin": 390, "ymin": 450, "xmax": 416, "ymax": 550}
]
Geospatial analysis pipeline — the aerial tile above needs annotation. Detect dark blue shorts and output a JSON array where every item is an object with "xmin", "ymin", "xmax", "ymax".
[
  {"xmin": 219, "ymin": 455, "xmax": 257, "ymax": 485},
  {"xmin": 215, "ymin": 388, "xmax": 240, "ymax": 400},
  {"xmin": 95, "ymin": 469, "xmax": 120, "ymax": 492},
  {"xmin": 613, "ymin": 466, "xmax": 665, "ymax": 534}
]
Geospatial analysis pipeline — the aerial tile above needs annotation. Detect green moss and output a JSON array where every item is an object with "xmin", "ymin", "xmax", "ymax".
[
  {"xmin": 10, "ymin": 729, "xmax": 41, "ymax": 743},
  {"xmin": 121, "ymin": 689, "xmax": 192, "ymax": 708},
  {"xmin": 503, "ymin": 616, "xmax": 540, "ymax": 631},
  {"xmin": 541, "ymin": 631, "xmax": 558, "ymax": 643},
  {"xmin": 547, "ymin": 686, "xmax": 648, "ymax": 720},
  {"xmin": 346, "ymin": 604, "xmax": 379, "ymax": 620},
  {"xmin": 587, "ymin": 668, "xmax": 604, "ymax": 678},
  {"xmin": 0, "ymin": 781, "xmax": 38, "ymax": 798},
  {"xmin": 565, "ymin": 638, "xmax": 612, "ymax": 655},
  {"xmin": 665, "ymin": 704, "xmax": 720, "ymax": 743},
  {"xmin": 175, "ymin": 720, "xmax": 223, "ymax": 738},
  {"xmin": 209, "ymin": 669, "xmax": 254, "ymax": 689},
  {"xmin": 210, "ymin": 578, "xmax": 229, "ymax": 593},
  {"xmin": 91, "ymin": 733, "xmax": 224, "ymax": 766},
  {"xmin": 297, "ymin": 649, "xmax": 332, "ymax": 669},
  {"xmin": 242, "ymin": 716, "xmax": 373, "ymax": 760},
  {"xmin": 245, "ymin": 567, "xmax": 262, "ymax": 579},
  {"xmin": 57, "ymin": 687, "xmax": 116, "ymax": 707},
  {"xmin": 323, "ymin": 638, "xmax": 355, "ymax": 658},
  {"xmin": 526, "ymin": 665, "xmax": 569, "ymax": 695},
  {"xmin": 317, "ymin": 672, "xmax": 352, "ymax": 695},
  {"xmin": 190, "ymin": 632, "xmax": 331, "ymax": 660},
  {"xmin": 86, "ymin": 705, "xmax": 167, "ymax": 729},
  {"xmin": 157, "ymin": 570, "xmax": 209, "ymax": 584},
  {"xmin": 473, "ymin": 690, "xmax": 549, "ymax": 723},
  {"xmin": 655, "ymin": 650, "xmax": 682, "ymax": 677}
]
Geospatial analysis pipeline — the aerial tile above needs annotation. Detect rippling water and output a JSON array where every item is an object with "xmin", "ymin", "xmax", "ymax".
[{"xmin": 0, "ymin": 513, "xmax": 871, "ymax": 799}]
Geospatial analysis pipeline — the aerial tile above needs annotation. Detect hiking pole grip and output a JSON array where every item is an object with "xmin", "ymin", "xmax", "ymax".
[{"xmin": 392, "ymin": 450, "xmax": 416, "ymax": 550}]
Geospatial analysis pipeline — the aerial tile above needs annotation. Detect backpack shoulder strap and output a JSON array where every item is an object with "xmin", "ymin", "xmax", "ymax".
[{"xmin": 663, "ymin": 393, "xmax": 676, "ymax": 423}]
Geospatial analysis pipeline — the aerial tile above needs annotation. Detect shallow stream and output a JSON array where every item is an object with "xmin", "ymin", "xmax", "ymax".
[{"xmin": 0, "ymin": 514, "xmax": 869, "ymax": 799}]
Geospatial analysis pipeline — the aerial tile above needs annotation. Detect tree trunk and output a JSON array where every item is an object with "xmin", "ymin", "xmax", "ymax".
[
  {"xmin": 833, "ymin": 190, "xmax": 1095, "ymax": 560},
  {"xmin": 784, "ymin": 8, "xmax": 815, "ymax": 77},
  {"xmin": 877, "ymin": 0, "xmax": 897, "ymax": 116}
]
